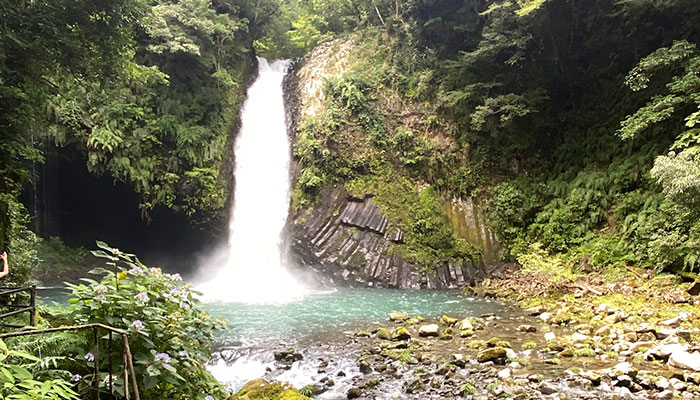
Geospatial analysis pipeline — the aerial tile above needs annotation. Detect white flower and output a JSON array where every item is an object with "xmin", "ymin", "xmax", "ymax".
[
  {"xmin": 136, "ymin": 291, "xmax": 149, "ymax": 305},
  {"xmin": 94, "ymin": 284, "xmax": 108, "ymax": 294},
  {"xmin": 131, "ymin": 320, "xmax": 144, "ymax": 331}
]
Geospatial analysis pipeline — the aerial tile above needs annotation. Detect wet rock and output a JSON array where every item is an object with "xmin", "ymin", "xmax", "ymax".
[
  {"xmin": 390, "ymin": 311, "xmax": 410, "ymax": 322},
  {"xmin": 517, "ymin": 324, "xmax": 537, "ymax": 333},
  {"xmin": 391, "ymin": 327, "xmax": 411, "ymax": 341},
  {"xmin": 274, "ymin": 348, "xmax": 303, "ymax": 363},
  {"xmin": 436, "ymin": 363, "xmax": 454, "ymax": 375},
  {"xmin": 355, "ymin": 331, "xmax": 370, "ymax": 337},
  {"xmin": 358, "ymin": 360, "xmax": 372, "ymax": 374},
  {"xmin": 528, "ymin": 374, "xmax": 543, "ymax": 382},
  {"xmin": 405, "ymin": 376, "xmax": 424, "ymax": 393},
  {"xmin": 539, "ymin": 383, "xmax": 557, "ymax": 395},
  {"xmin": 374, "ymin": 363, "xmax": 387, "ymax": 372},
  {"xmin": 418, "ymin": 324, "xmax": 439, "ymax": 337},
  {"xmin": 347, "ymin": 387, "xmax": 362, "ymax": 399},
  {"xmin": 376, "ymin": 328, "xmax": 392, "ymax": 340},
  {"xmin": 477, "ymin": 347, "xmax": 507, "ymax": 363}
]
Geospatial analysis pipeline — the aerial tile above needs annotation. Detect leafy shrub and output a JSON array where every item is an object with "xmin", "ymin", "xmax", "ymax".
[
  {"xmin": 0, "ymin": 339, "xmax": 79, "ymax": 400},
  {"xmin": 65, "ymin": 242, "xmax": 227, "ymax": 400}
]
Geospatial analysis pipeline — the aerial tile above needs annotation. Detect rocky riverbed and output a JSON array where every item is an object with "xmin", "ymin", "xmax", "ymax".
[{"xmin": 224, "ymin": 292, "xmax": 699, "ymax": 400}]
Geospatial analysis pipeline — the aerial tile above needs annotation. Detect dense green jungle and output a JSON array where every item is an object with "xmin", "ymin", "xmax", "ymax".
[{"xmin": 1, "ymin": 0, "xmax": 700, "ymax": 399}]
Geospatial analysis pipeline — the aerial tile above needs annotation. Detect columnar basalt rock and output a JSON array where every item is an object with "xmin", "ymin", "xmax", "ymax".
[{"xmin": 287, "ymin": 186, "xmax": 489, "ymax": 288}]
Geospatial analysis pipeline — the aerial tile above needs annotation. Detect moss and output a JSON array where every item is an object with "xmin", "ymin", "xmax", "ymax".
[{"xmin": 229, "ymin": 379, "xmax": 311, "ymax": 400}]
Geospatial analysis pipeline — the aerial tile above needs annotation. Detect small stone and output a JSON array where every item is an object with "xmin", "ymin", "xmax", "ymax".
[
  {"xmin": 517, "ymin": 324, "xmax": 537, "ymax": 333},
  {"xmin": 355, "ymin": 331, "xmax": 370, "ymax": 337},
  {"xmin": 545, "ymin": 332, "xmax": 556, "ymax": 342},
  {"xmin": 358, "ymin": 361, "xmax": 371, "ymax": 374},
  {"xmin": 436, "ymin": 363, "xmax": 454, "ymax": 375},
  {"xmin": 654, "ymin": 328, "xmax": 673, "ymax": 340},
  {"xmin": 418, "ymin": 324, "xmax": 439, "ymax": 337},
  {"xmin": 685, "ymin": 372, "xmax": 700, "ymax": 385},
  {"xmin": 477, "ymin": 347, "xmax": 507, "ymax": 363},
  {"xmin": 572, "ymin": 332, "xmax": 588, "ymax": 343},
  {"xmin": 539, "ymin": 312, "xmax": 552, "ymax": 322},
  {"xmin": 539, "ymin": 383, "xmax": 557, "ymax": 395},
  {"xmin": 441, "ymin": 315, "xmax": 458, "ymax": 326},
  {"xmin": 611, "ymin": 362, "xmax": 637, "ymax": 378},
  {"xmin": 498, "ymin": 368, "xmax": 512, "ymax": 380},
  {"xmin": 617, "ymin": 387, "xmax": 638, "ymax": 400},
  {"xmin": 616, "ymin": 375, "xmax": 633, "ymax": 387},
  {"xmin": 526, "ymin": 306, "xmax": 544, "ymax": 315},
  {"xmin": 347, "ymin": 387, "xmax": 362, "ymax": 399},
  {"xmin": 654, "ymin": 390, "xmax": 675, "ymax": 400},
  {"xmin": 670, "ymin": 378, "xmax": 687, "ymax": 391},
  {"xmin": 389, "ymin": 311, "xmax": 410, "ymax": 322},
  {"xmin": 655, "ymin": 377, "xmax": 670, "ymax": 390},
  {"xmin": 376, "ymin": 328, "xmax": 392, "ymax": 340},
  {"xmin": 580, "ymin": 370, "xmax": 601, "ymax": 386},
  {"xmin": 458, "ymin": 318, "xmax": 474, "ymax": 331},
  {"xmin": 391, "ymin": 327, "xmax": 411, "ymax": 341},
  {"xmin": 405, "ymin": 376, "xmax": 424, "ymax": 394},
  {"xmin": 528, "ymin": 374, "xmax": 543, "ymax": 382}
]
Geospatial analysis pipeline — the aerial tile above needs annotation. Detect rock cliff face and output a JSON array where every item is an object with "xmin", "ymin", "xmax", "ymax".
[
  {"xmin": 288, "ymin": 186, "xmax": 492, "ymax": 289},
  {"xmin": 284, "ymin": 40, "xmax": 503, "ymax": 289}
]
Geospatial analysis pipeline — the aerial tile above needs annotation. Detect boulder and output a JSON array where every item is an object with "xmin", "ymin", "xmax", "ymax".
[
  {"xmin": 418, "ymin": 324, "xmax": 439, "ymax": 337},
  {"xmin": 688, "ymin": 281, "xmax": 700, "ymax": 296},
  {"xmin": 669, "ymin": 350, "xmax": 700, "ymax": 372},
  {"xmin": 645, "ymin": 344, "xmax": 686, "ymax": 361},
  {"xmin": 477, "ymin": 347, "xmax": 507, "ymax": 363}
]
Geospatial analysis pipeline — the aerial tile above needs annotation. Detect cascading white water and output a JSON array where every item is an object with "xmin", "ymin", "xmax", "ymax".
[{"xmin": 198, "ymin": 57, "xmax": 305, "ymax": 303}]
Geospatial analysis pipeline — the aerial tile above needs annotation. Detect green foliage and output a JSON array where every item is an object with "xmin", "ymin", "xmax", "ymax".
[
  {"xmin": 0, "ymin": 195, "xmax": 39, "ymax": 287},
  {"xmin": 64, "ymin": 241, "xmax": 227, "ymax": 399},
  {"xmin": 347, "ymin": 175, "xmax": 477, "ymax": 265},
  {"xmin": 0, "ymin": 339, "xmax": 79, "ymax": 400}
]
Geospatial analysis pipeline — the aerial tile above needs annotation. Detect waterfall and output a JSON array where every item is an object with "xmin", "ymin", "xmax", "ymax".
[{"xmin": 198, "ymin": 58, "xmax": 305, "ymax": 303}]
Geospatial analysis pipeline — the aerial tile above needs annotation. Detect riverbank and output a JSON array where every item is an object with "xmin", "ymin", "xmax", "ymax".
[{"xmin": 226, "ymin": 263, "xmax": 700, "ymax": 399}]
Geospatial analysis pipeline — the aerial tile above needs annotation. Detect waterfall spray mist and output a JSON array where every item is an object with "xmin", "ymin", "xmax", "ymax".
[{"xmin": 198, "ymin": 58, "xmax": 305, "ymax": 303}]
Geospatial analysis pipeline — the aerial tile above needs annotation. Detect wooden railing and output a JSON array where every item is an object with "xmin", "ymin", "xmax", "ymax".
[
  {"xmin": 0, "ymin": 324, "xmax": 141, "ymax": 400},
  {"xmin": 0, "ymin": 285, "xmax": 36, "ymax": 328}
]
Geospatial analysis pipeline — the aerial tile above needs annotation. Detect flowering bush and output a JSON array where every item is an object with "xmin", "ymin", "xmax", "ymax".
[{"xmin": 65, "ymin": 242, "xmax": 227, "ymax": 400}]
